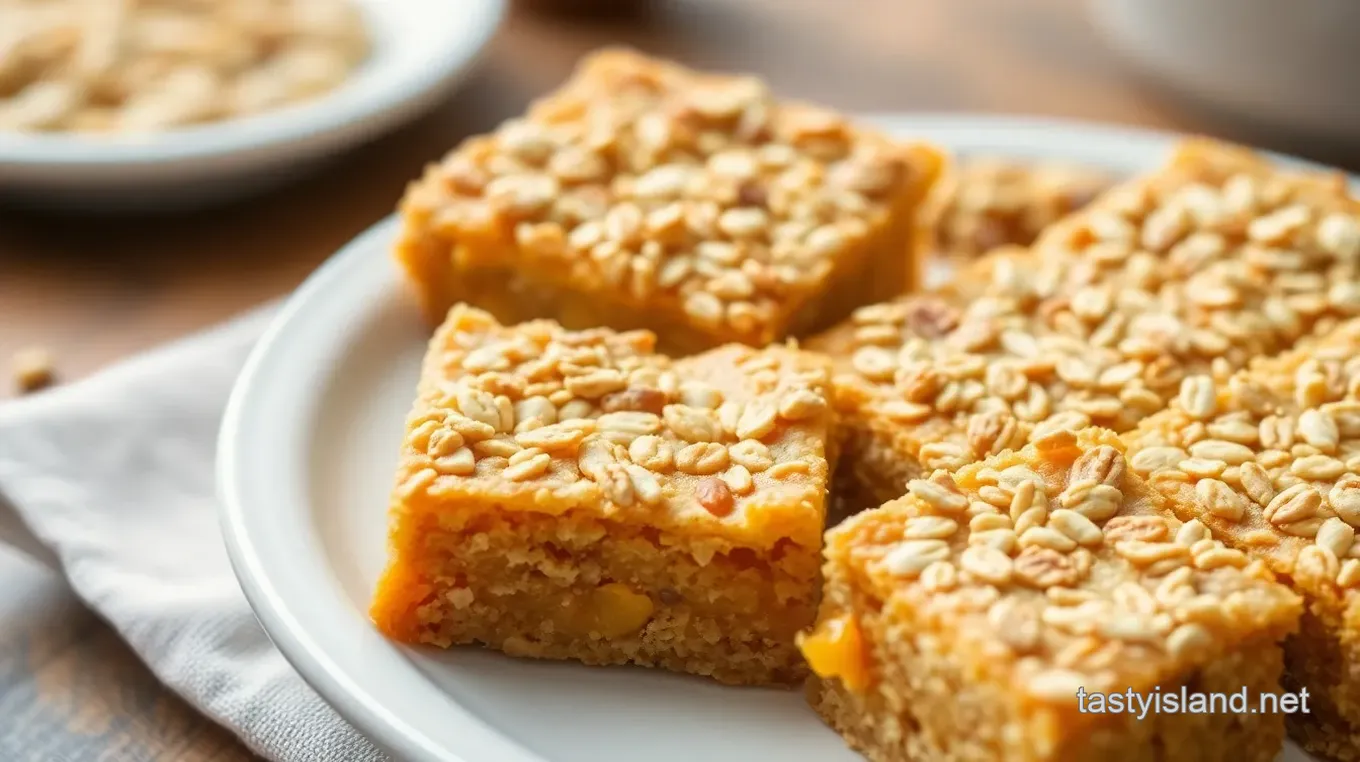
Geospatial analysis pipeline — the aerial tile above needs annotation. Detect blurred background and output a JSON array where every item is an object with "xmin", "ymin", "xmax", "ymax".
[{"xmin": 1, "ymin": 0, "xmax": 1356, "ymax": 757}]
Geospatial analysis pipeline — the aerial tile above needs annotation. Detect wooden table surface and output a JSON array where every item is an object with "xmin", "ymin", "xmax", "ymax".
[{"xmin": 0, "ymin": 0, "xmax": 1351, "ymax": 759}]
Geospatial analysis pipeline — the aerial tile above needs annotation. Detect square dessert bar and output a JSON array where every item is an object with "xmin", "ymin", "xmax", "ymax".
[
  {"xmin": 394, "ymin": 49, "xmax": 944, "ymax": 355},
  {"xmin": 370, "ymin": 305, "xmax": 836, "ymax": 685},
  {"xmin": 813, "ymin": 139, "xmax": 1360, "ymax": 512},
  {"xmin": 799, "ymin": 429, "xmax": 1300, "ymax": 762},
  {"xmin": 1125, "ymin": 318, "xmax": 1360, "ymax": 760}
]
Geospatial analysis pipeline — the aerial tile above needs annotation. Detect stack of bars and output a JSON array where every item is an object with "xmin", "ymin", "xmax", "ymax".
[{"xmin": 370, "ymin": 50, "xmax": 1360, "ymax": 762}]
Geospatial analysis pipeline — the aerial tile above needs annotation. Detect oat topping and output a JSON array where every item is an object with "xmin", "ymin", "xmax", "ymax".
[
  {"xmin": 0, "ymin": 0, "xmax": 369, "ymax": 132},
  {"xmin": 824, "ymin": 141, "xmax": 1360, "ymax": 475},
  {"xmin": 931, "ymin": 158, "xmax": 1114, "ymax": 259},
  {"xmin": 1126, "ymin": 318, "xmax": 1360, "ymax": 592},
  {"xmin": 400, "ymin": 49, "xmax": 938, "ymax": 343},
  {"xmin": 829, "ymin": 429, "xmax": 1297, "ymax": 704},
  {"xmin": 397, "ymin": 305, "xmax": 832, "ymax": 522}
]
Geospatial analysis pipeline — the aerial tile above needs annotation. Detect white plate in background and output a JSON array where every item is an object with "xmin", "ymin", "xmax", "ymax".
[
  {"xmin": 217, "ymin": 115, "xmax": 1318, "ymax": 762},
  {"xmin": 0, "ymin": 0, "xmax": 505, "ymax": 209}
]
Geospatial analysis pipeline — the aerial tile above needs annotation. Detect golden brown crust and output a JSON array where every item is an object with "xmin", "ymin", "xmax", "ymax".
[{"xmin": 394, "ymin": 49, "xmax": 944, "ymax": 350}]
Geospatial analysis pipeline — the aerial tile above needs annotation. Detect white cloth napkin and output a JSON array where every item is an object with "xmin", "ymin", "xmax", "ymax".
[{"xmin": 0, "ymin": 307, "xmax": 388, "ymax": 762}]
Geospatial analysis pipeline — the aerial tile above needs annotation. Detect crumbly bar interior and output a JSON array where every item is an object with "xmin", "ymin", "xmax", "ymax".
[
  {"xmin": 799, "ymin": 429, "xmax": 1300, "ymax": 762},
  {"xmin": 371, "ymin": 305, "xmax": 836, "ymax": 686},
  {"xmin": 394, "ymin": 49, "xmax": 944, "ymax": 354},
  {"xmin": 1125, "ymin": 317, "xmax": 1360, "ymax": 760},
  {"xmin": 813, "ymin": 139, "xmax": 1360, "ymax": 512},
  {"xmin": 808, "ymin": 641, "xmax": 1283, "ymax": 762}
]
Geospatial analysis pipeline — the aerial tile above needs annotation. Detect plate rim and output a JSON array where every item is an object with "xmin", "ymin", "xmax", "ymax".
[
  {"xmin": 218, "ymin": 113, "xmax": 1337, "ymax": 762},
  {"xmin": 0, "ymin": 0, "xmax": 506, "ymax": 171}
]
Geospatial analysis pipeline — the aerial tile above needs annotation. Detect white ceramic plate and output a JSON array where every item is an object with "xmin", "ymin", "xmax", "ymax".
[
  {"xmin": 0, "ymin": 0, "xmax": 505, "ymax": 209},
  {"xmin": 218, "ymin": 115, "xmax": 1317, "ymax": 762}
]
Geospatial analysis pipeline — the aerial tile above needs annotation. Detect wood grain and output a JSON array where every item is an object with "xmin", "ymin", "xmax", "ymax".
[{"xmin": 0, "ymin": 0, "xmax": 1347, "ymax": 759}]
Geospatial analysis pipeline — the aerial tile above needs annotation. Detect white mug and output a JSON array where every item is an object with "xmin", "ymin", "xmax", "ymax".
[{"xmin": 1090, "ymin": 0, "xmax": 1360, "ymax": 148}]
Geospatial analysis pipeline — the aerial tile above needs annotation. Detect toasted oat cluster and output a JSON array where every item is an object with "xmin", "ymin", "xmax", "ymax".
[
  {"xmin": 395, "ymin": 49, "xmax": 944, "ymax": 354},
  {"xmin": 930, "ymin": 158, "xmax": 1113, "ymax": 258},
  {"xmin": 1125, "ymin": 318, "xmax": 1360, "ymax": 760},
  {"xmin": 0, "ymin": 0, "xmax": 369, "ymax": 132},
  {"xmin": 800, "ymin": 429, "xmax": 1299, "ymax": 761},
  {"xmin": 815, "ymin": 140, "xmax": 1360, "ymax": 511},
  {"xmin": 371, "ymin": 305, "xmax": 837, "ymax": 685}
]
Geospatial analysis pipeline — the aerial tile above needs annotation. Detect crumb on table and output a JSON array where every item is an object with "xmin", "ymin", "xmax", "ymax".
[{"xmin": 11, "ymin": 346, "xmax": 55, "ymax": 393}]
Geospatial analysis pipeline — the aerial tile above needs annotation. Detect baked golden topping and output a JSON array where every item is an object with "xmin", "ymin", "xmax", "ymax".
[
  {"xmin": 809, "ymin": 429, "xmax": 1298, "ymax": 704},
  {"xmin": 397, "ymin": 49, "xmax": 942, "ymax": 347},
  {"xmin": 819, "ymin": 140, "xmax": 1360, "ymax": 480},
  {"xmin": 1126, "ymin": 318, "xmax": 1360, "ymax": 592},
  {"xmin": 396, "ymin": 304, "xmax": 832, "ymax": 540}
]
